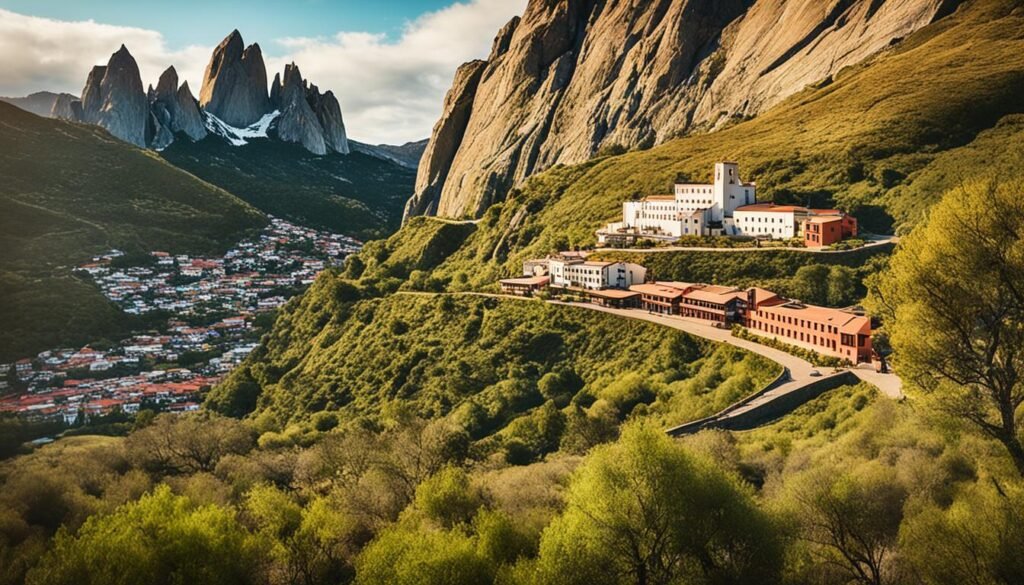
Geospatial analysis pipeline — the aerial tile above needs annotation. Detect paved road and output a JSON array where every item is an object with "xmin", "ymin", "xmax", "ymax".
[
  {"xmin": 594, "ymin": 234, "xmax": 898, "ymax": 255},
  {"xmin": 397, "ymin": 292, "xmax": 904, "ymax": 431},
  {"xmin": 549, "ymin": 301, "xmax": 903, "ymax": 400}
]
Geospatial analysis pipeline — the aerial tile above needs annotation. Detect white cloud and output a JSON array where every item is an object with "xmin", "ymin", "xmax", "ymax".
[
  {"xmin": 0, "ymin": 0, "xmax": 526, "ymax": 144},
  {"xmin": 0, "ymin": 10, "xmax": 210, "ymax": 101}
]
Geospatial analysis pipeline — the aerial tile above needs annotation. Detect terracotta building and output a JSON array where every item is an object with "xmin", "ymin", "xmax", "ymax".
[{"xmin": 745, "ymin": 288, "xmax": 872, "ymax": 363}]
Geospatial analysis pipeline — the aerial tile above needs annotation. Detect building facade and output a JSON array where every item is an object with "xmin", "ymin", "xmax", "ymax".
[
  {"xmin": 745, "ymin": 288, "xmax": 872, "ymax": 363},
  {"xmin": 547, "ymin": 259, "xmax": 647, "ymax": 291},
  {"xmin": 598, "ymin": 162, "xmax": 756, "ymax": 243},
  {"xmin": 598, "ymin": 163, "xmax": 858, "ymax": 244},
  {"xmin": 804, "ymin": 214, "xmax": 858, "ymax": 247}
]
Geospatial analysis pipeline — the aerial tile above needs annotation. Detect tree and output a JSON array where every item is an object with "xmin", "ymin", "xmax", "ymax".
[
  {"xmin": 413, "ymin": 467, "xmax": 482, "ymax": 528},
  {"xmin": 531, "ymin": 425, "xmax": 782, "ymax": 585},
  {"xmin": 783, "ymin": 463, "xmax": 908, "ymax": 585},
  {"xmin": 791, "ymin": 264, "xmax": 830, "ymax": 304},
  {"xmin": 26, "ymin": 485, "xmax": 267, "ymax": 585},
  {"xmin": 355, "ymin": 526, "xmax": 493, "ymax": 585},
  {"xmin": 900, "ymin": 479, "xmax": 1024, "ymax": 585},
  {"xmin": 875, "ymin": 178, "xmax": 1024, "ymax": 474},
  {"xmin": 125, "ymin": 413, "xmax": 255, "ymax": 475}
]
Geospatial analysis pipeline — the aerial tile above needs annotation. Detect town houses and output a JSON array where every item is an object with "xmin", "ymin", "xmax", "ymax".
[
  {"xmin": 501, "ymin": 254, "xmax": 873, "ymax": 364},
  {"xmin": 597, "ymin": 162, "xmax": 858, "ymax": 246},
  {"xmin": 1, "ymin": 217, "xmax": 361, "ymax": 423}
]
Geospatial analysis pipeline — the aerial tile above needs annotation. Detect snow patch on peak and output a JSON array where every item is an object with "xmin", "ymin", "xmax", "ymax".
[{"xmin": 204, "ymin": 110, "xmax": 280, "ymax": 146}]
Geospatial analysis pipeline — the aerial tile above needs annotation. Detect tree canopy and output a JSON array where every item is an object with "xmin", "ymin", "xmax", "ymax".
[{"xmin": 876, "ymin": 177, "xmax": 1024, "ymax": 474}]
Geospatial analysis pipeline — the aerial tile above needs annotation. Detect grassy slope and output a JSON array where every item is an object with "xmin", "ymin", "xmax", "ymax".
[
  {"xmin": 161, "ymin": 137, "xmax": 416, "ymax": 240},
  {"xmin": 370, "ymin": 0, "xmax": 1023, "ymax": 293},
  {"xmin": 222, "ymin": 0, "xmax": 1024, "ymax": 425},
  {"xmin": 0, "ymin": 102, "xmax": 266, "ymax": 361},
  {"xmin": 213, "ymin": 288, "xmax": 777, "ymax": 436}
]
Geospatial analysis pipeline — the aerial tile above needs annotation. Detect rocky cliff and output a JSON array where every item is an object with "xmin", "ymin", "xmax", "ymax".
[
  {"xmin": 408, "ymin": 0, "xmax": 961, "ymax": 220},
  {"xmin": 199, "ymin": 30, "xmax": 272, "ymax": 128},
  {"xmin": 56, "ymin": 30, "xmax": 350, "ymax": 156},
  {"xmin": 269, "ymin": 64, "xmax": 350, "ymax": 155},
  {"xmin": 76, "ymin": 46, "xmax": 149, "ymax": 147}
]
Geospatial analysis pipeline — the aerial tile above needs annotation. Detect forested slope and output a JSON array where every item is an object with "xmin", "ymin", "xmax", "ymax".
[{"xmin": 0, "ymin": 102, "xmax": 265, "ymax": 361}]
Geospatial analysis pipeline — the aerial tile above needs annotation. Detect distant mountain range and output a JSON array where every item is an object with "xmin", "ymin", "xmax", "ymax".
[
  {"xmin": 42, "ymin": 30, "xmax": 347, "ymax": 155},
  {"xmin": 1, "ymin": 30, "xmax": 429, "ymax": 240},
  {"xmin": 0, "ymin": 91, "xmax": 78, "ymax": 118}
]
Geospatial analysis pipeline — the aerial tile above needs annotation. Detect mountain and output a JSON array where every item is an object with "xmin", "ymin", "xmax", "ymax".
[
  {"xmin": 160, "ymin": 137, "xmax": 414, "ymax": 240},
  {"xmin": 56, "ymin": 30, "xmax": 350, "ymax": 156},
  {"xmin": 199, "ymin": 29, "xmax": 272, "ymax": 128},
  {"xmin": 0, "ymin": 91, "xmax": 78, "ymax": 118},
  {"xmin": 350, "ymin": 139, "xmax": 428, "ymax": 170},
  {"xmin": 406, "ymin": 0, "xmax": 963, "ymax": 220},
  {"xmin": 0, "ymin": 100, "xmax": 265, "ymax": 362},
  {"xmin": 362, "ymin": 0, "xmax": 1024, "ymax": 292}
]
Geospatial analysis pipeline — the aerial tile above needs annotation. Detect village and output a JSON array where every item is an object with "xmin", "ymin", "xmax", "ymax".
[
  {"xmin": 502, "ymin": 163, "xmax": 875, "ymax": 366},
  {"xmin": 0, "ymin": 217, "xmax": 361, "ymax": 423}
]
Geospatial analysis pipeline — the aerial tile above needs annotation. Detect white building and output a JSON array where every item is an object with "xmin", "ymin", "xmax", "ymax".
[
  {"xmin": 598, "ymin": 163, "xmax": 854, "ymax": 243},
  {"xmin": 598, "ymin": 162, "xmax": 756, "ymax": 243},
  {"xmin": 548, "ymin": 259, "xmax": 646, "ymax": 291}
]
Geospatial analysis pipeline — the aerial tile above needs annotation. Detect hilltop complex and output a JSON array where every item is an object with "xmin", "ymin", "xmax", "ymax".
[
  {"xmin": 597, "ymin": 163, "xmax": 858, "ymax": 247},
  {"xmin": 501, "ymin": 252, "xmax": 873, "ymax": 365}
]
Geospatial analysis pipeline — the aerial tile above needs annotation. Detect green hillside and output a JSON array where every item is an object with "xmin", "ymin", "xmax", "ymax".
[
  {"xmin": 210, "ymin": 286, "xmax": 776, "ymax": 441},
  {"xmin": 0, "ymin": 102, "xmax": 266, "ymax": 362},
  {"xmin": 370, "ymin": 0, "xmax": 1023, "ymax": 294},
  {"xmin": 161, "ymin": 137, "xmax": 416, "ymax": 240}
]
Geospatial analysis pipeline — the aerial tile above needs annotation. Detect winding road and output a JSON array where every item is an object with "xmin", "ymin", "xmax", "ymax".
[{"xmin": 397, "ymin": 292, "xmax": 904, "ymax": 432}]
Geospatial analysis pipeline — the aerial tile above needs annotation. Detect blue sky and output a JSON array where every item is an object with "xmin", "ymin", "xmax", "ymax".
[
  {"xmin": 0, "ymin": 0, "xmax": 526, "ymax": 143},
  {"xmin": 0, "ymin": 0, "xmax": 455, "ymax": 48}
]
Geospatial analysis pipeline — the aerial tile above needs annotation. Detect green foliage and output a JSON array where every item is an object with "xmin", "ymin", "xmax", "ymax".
[
  {"xmin": 25, "ymin": 485, "xmax": 266, "ymax": 585},
  {"xmin": 530, "ymin": 426, "xmax": 782, "ymax": 585},
  {"xmin": 876, "ymin": 176, "xmax": 1024, "ymax": 473},
  {"xmin": 0, "ymin": 102, "xmax": 265, "ymax": 361},
  {"xmin": 355, "ymin": 524, "xmax": 494, "ymax": 585},
  {"xmin": 125, "ymin": 412, "xmax": 255, "ymax": 475},
  {"xmin": 161, "ymin": 140, "xmax": 415, "ymax": 240},
  {"xmin": 779, "ymin": 462, "xmax": 908, "ymax": 585},
  {"xmin": 220, "ymin": 292, "xmax": 774, "ymax": 450},
  {"xmin": 414, "ymin": 467, "xmax": 483, "ymax": 528},
  {"xmin": 900, "ymin": 479, "xmax": 1024, "ymax": 584},
  {"xmin": 536, "ymin": 369, "xmax": 582, "ymax": 407}
]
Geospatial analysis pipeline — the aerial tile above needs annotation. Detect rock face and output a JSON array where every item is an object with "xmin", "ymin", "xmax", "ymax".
[
  {"xmin": 308, "ymin": 85, "xmax": 349, "ymax": 154},
  {"xmin": 272, "ymin": 63, "xmax": 328, "ymax": 155},
  {"xmin": 149, "ymin": 67, "xmax": 208, "ymax": 145},
  {"xmin": 409, "ymin": 0, "xmax": 960, "ymax": 220},
  {"xmin": 78, "ymin": 46, "xmax": 148, "ymax": 147},
  {"xmin": 49, "ymin": 93, "xmax": 79, "ymax": 120},
  {"xmin": 200, "ymin": 30, "xmax": 272, "ymax": 128},
  {"xmin": 270, "ymin": 63, "xmax": 350, "ymax": 155},
  {"xmin": 405, "ymin": 60, "xmax": 487, "ymax": 218},
  {"xmin": 60, "ymin": 30, "xmax": 351, "ymax": 156}
]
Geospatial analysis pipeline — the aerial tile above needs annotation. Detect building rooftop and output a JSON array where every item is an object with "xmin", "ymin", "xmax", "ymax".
[
  {"xmin": 735, "ymin": 204, "xmax": 808, "ymax": 213},
  {"xmin": 500, "ymin": 276, "xmax": 550, "ymax": 286},
  {"xmin": 586, "ymin": 289, "xmax": 641, "ymax": 300},
  {"xmin": 806, "ymin": 215, "xmax": 845, "ymax": 224},
  {"xmin": 630, "ymin": 283, "xmax": 685, "ymax": 299}
]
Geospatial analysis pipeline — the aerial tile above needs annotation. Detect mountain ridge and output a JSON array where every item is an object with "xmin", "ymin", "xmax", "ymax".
[
  {"xmin": 51, "ymin": 31, "xmax": 350, "ymax": 156},
  {"xmin": 406, "ymin": 0, "xmax": 964, "ymax": 221}
]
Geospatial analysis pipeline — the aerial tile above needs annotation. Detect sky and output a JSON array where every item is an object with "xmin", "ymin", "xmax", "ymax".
[{"xmin": 0, "ymin": 0, "xmax": 527, "ymax": 144}]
